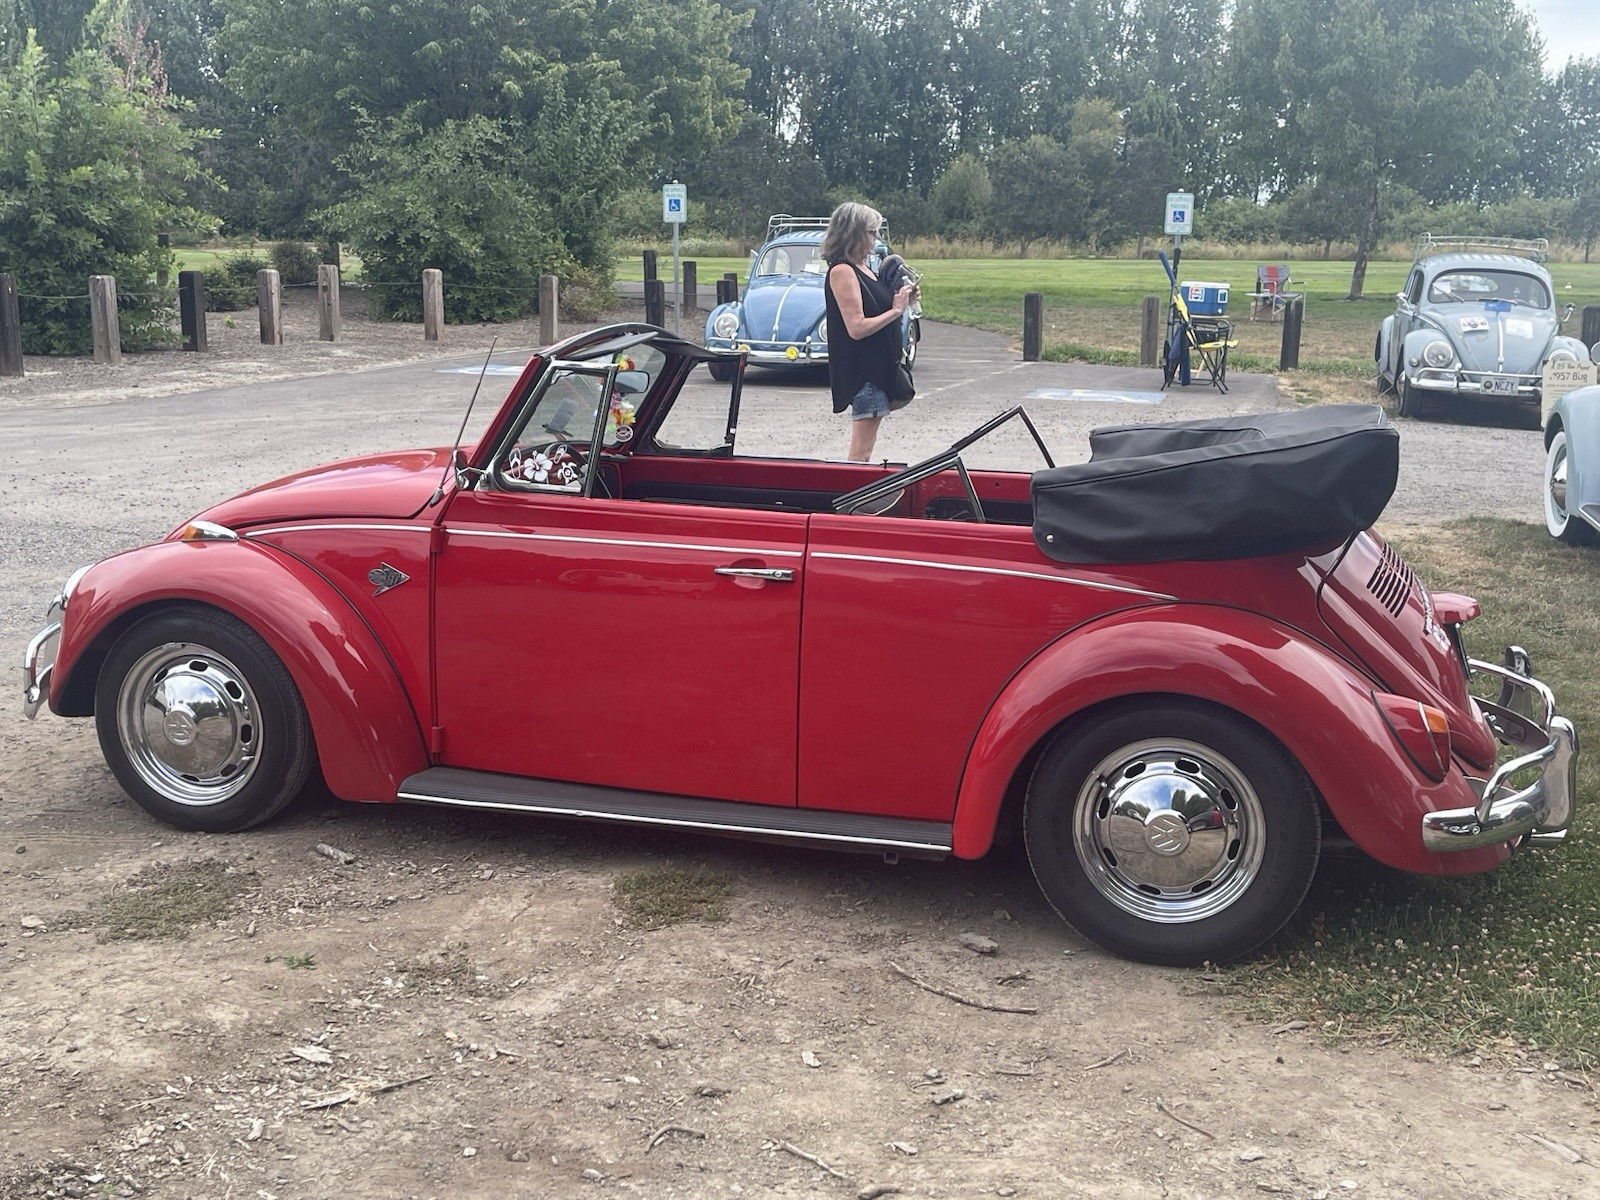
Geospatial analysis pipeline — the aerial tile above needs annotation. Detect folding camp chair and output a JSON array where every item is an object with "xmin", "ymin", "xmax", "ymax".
[
  {"xmin": 1248, "ymin": 264, "xmax": 1295, "ymax": 321},
  {"xmin": 1157, "ymin": 252, "xmax": 1236, "ymax": 394}
]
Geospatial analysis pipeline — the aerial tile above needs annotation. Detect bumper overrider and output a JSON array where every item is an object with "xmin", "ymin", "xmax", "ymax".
[
  {"xmin": 21, "ymin": 566, "xmax": 88, "ymax": 720},
  {"xmin": 1421, "ymin": 651, "xmax": 1578, "ymax": 852}
]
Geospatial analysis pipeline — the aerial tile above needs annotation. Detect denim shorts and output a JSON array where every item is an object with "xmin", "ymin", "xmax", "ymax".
[{"xmin": 850, "ymin": 381, "xmax": 890, "ymax": 420}]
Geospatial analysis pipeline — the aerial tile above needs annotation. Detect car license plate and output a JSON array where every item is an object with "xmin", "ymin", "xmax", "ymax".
[{"xmin": 1481, "ymin": 375, "xmax": 1518, "ymax": 396}]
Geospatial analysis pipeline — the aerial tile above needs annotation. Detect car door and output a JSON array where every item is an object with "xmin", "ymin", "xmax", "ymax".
[{"xmin": 431, "ymin": 360, "xmax": 805, "ymax": 807}]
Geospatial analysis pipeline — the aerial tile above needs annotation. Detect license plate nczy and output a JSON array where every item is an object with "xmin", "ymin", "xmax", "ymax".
[{"xmin": 1481, "ymin": 375, "xmax": 1518, "ymax": 396}]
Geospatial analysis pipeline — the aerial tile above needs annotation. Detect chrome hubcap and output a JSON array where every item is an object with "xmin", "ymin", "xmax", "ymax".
[
  {"xmin": 1073, "ymin": 739, "xmax": 1265, "ymax": 923},
  {"xmin": 1550, "ymin": 446, "xmax": 1569, "ymax": 516},
  {"xmin": 117, "ymin": 642, "xmax": 261, "ymax": 806}
]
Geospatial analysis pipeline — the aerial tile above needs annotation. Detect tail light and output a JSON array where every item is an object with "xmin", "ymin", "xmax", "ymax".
[{"xmin": 1374, "ymin": 692, "xmax": 1452, "ymax": 780}]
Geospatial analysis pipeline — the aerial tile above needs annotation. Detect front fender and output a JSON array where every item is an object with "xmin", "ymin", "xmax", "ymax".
[
  {"xmin": 704, "ymin": 302, "xmax": 741, "ymax": 342},
  {"xmin": 949, "ymin": 605, "xmax": 1509, "ymax": 875},
  {"xmin": 1549, "ymin": 383, "xmax": 1600, "ymax": 519},
  {"xmin": 54, "ymin": 539, "xmax": 427, "ymax": 802},
  {"xmin": 1401, "ymin": 325, "xmax": 1450, "ymax": 373}
]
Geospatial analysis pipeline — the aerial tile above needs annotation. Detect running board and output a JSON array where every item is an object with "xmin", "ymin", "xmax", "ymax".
[{"xmin": 397, "ymin": 767, "xmax": 953, "ymax": 856}]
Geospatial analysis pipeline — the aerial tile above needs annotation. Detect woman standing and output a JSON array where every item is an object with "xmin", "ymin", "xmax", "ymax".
[{"xmin": 823, "ymin": 202, "xmax": 913, "ymax": 462}]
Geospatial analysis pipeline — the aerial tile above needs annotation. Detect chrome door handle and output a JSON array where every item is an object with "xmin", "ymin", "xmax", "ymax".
[{"xmin": 714, "ymin": 567, "xmax": 795, "ymax": 582}]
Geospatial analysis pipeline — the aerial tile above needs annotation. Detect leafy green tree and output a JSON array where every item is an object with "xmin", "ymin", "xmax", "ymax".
[
  {"xmin": 988, "ymin": 135, "xmax": 1076, "ymax": 254},
  {"xmin": 930, "ymin": 152, "xmax": 993, "ymax": 236},
  {"xmin": 685, "ymin": 122, "xmax": 830, "ymax": 243},
  {"xmin": 217, "ymin": 0, "xmax": 747, "ymax": 270},
  {"xmin": 0, "ymin": 24, "xmax": 212, "ymax": 353},
  {"xmin": 1571, "ymin": 165, "xmax": 1600, "ymax": 263},
  {"xmin": 325, "ymin": 115, "xmax": 571, "ymax": 323},
  {"xmin": 1063, "ymin": 97, "xmax": 1123, "ymax": 250}
]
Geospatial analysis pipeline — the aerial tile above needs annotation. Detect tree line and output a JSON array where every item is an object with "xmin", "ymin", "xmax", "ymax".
[{"xmin": 3, "ymin": 0, "xmax": 1599, "ymax": 351}]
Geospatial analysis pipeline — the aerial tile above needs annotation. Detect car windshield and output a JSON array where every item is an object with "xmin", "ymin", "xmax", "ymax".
[
  {"xmin": 756, "ymin": 243, "xmax": 826, "ymax": 277},
  {"xmin": 497, "ymin": 346, "xmax": 667, "ymax": 490},
  {"xmin": 1427, "ymin": 270, "xmax": 1549, "ymax": 309}
]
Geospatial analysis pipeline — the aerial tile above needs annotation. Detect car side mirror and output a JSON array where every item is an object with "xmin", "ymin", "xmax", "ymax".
[
  {"xmin": 1561, "ymin": 302, "xmax": 1576, "ymax": 325},
  {"xmin": 614, "ymin": 369, "xmax": 650, "ymax": 395}
]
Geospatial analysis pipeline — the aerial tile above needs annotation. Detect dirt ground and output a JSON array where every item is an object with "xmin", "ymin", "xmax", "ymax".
[{"xmin": 3, "ymin": 300, "xmax": 1597, "ymax": 1200}]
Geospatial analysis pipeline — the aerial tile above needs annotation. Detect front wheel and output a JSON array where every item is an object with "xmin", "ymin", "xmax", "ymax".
[
  {"xmin": 1545, "ymin": 428, "xmax": 1598, "ymax": 545},
  {"xmin": 95, "ymin": 606, "xmax": 317, "ymax": 832},
  {"xmin": 1024, "ymin": 701, "xmax": 1320, "ymax": 965},
  {"xmin": 708, "ymin": 360, "xmax": 734, "ymax": 383},
  {"xmin": 1395, "ymin": 374, "xmax": 1428, "ymax": 419},
  {"xmin": 904, "ymin": 319, "xmax": 920, "ymax": 366}
]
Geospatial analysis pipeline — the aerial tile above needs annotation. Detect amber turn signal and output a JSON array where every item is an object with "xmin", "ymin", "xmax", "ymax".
[{"xmin": 1373, "ymin": 692, "xmax": 1451, "ymax": 781}]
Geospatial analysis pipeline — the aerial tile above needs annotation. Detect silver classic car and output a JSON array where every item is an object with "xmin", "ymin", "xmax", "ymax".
[{"xmin": 1376, "ymin": 236, "xmax": 1590, "ymax": 419}]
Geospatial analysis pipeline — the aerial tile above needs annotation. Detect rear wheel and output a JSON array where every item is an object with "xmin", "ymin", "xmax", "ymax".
[
  {"xmin": 95, "ymin": 607, "xmax": 316, "ymax": 832},
  {"xmin": 1545, "ymin": 428, "xmax": 1598, "ymax": 545},
  {"xmin": 1024, "ymin": 701, "xmax": 1320, "ymax": 965}
]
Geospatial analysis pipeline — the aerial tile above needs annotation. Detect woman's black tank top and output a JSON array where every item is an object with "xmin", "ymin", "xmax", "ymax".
[{"xmin": 824, "ymin": 264, "xmax": 898, "ymax": 415}]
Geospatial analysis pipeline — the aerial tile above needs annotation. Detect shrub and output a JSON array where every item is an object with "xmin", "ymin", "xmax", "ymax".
[
  {"xmin": 270, "ymin": 240, "xmax": 321, "ymax": 285},
  {"xmin": 200, "ymin": 254, "xmax": 268, "ymax": 311},
  {"xmin": 0, "ymin": 35, "xmax": 210, "ymax": 353},
  {"xmin": 561, "ymin": 265, "xmax": 616, "ymax": 322},
  {"xmin": 325, "ymin": 114, "xmax": 571, "ymax": 323}
]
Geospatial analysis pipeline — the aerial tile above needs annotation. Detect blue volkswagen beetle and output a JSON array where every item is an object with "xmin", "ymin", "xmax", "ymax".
[{"xmin": 704, "ymin": 215, "xmax": 921, "ymax": 381}]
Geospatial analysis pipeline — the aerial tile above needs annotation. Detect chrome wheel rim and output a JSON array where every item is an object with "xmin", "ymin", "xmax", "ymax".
[
  {"xmin": 116, "ymin": 642, "xmax": 262, "ymax": 806},
  {"xmin": 1547, "ymin": 436, "xmax": 1570, "ymax": 530},
  {"xmin": 1072, "ymin": 738, "xmax": 1266, "ymax": 924}
]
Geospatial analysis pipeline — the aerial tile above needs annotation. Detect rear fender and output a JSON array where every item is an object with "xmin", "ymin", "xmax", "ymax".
[
  {"xmin": 1548, "ymin": 384, "xmax": 1600, "ymax": 520},
  {"xmin": 949, "ymin": 605, "xmax": 1508, "ymax": 875},
  {"xmin": 1376, "ymin": 315, "xmax": 1394, "ymax": 378},
  {"xmin": 53, "ymin": 539, "xmax": 427, "ymax": 801}
]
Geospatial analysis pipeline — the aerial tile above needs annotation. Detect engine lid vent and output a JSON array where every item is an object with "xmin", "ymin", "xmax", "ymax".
[{"xmin": 1366, "ymin": 541, "xmax": 1417, "ymax": 618}]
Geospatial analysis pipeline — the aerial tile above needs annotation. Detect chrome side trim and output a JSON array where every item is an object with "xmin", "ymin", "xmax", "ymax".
[
  {"xmin": 811, "ymin": 551, "xmax": 1177, "ymax": 601},
  {"xmin": 446, "ymin": 528, "xmax": 803, "ymax": 558},
  {"xmin": 244, "ymin": 523, "xmax": 432, "ymax": 537}
]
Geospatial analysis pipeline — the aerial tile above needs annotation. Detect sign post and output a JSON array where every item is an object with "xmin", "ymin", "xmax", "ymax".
[
  {"xmin": 662, "ymin": 182, "xmax": 687, "ymax": 334},
  {"xmin": 1164, "ymin": 191, "xmax": 1194, "ymax": 274}
]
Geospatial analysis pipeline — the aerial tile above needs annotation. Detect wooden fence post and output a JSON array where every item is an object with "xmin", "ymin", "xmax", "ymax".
[
  {"xmin": 89, "ymin": 275, "xmax": 121, "ymax": 365},
  {"xmin": 644, "ymin": 278, "xmax": 665, "ymax": 327},
  {"xmin": 682, "ymin": 261, "xmax": 697, "ymax": 314},
  {"xmin": 1582, "ymin": 305, "xmax": 1600, "ymax": 353},
  {"xmin": 422, "ymin": 268, "xmax": 443, "ymax": 342},
  {"xmin": 715, "ymin": 279, "xmax": 731, "ymax": 305},
  {"xmin": 723, "ymin": 271, "xmax": 739, "ymax": 301},
  {"xmin": 1139, "ymin": 295, "xmax": 1161, "ymax": 367},
  {"xmin": 1279, "ymin": 298, "xmax": 1304, "ymax": 370},
  {"xmin": 257, "ymin": 269, "xmax": 282, "ymax": 345},
  {"xmin": 318, "ymin": 264, "xmax": 341, "ymax": 341},
  {"xmin": 643, "ymin": 250, "xmax": 658, "ymax": 283},
  {"xmin": 538, "ymin": 274, "xmax": 559, "ymax": 346},
  {"xmin": 1022, "ymin": 292, "xmax": 1042, "ymax": 361},
  {"xmin": 178, "ymin": 270, "xmax": 207, "ymax": 352},
  {"xmin": 0, "ymin": 273, "xmax": 22, "ymax": 377}
]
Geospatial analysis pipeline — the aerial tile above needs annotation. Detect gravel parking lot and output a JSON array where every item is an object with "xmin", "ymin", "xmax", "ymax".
[{"xmin": 2, "ymin": 318, "xmax": 1588, "ymax": 1200}]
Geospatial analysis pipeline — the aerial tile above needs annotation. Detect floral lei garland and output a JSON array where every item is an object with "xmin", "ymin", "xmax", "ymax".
[{"xmin": 503, "ymin": 357, "xmax": 638, "ymax": 487}]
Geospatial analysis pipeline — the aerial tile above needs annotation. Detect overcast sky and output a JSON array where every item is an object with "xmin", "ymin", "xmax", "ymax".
[{"xmin": 1524, "ymin": 1, "xmax": 1600, "ymax": 67}]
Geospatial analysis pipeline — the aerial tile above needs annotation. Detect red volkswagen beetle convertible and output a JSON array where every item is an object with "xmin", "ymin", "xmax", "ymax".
[{"xmin": 21, "ymin": 325, "xmax": 1577, "ymax": 965}]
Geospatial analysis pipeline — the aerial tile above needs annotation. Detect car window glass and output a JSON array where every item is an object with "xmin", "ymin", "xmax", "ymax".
[
  {"xmin": 497, "ymin": 347, "xmax": 668, "ymax": 490},
  {"xmin": 1405, "ymin": 270, "xmax": 1423, "ymax": 304},
  {"xmin": 651, "ymin": 365, "xmax": 733, "ymax": 451},
  {"xmin": 1427, "ymin": 270, "xmax": 1549, "ymax": 308},
  {"xmin": 758, "ymin": 244, "xmax": 825, "ymax": 276}
]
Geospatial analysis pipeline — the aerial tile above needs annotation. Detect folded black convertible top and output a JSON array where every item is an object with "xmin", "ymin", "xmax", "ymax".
[{"xmin": 1030, "ymin": 404, "xmax": 1399, "ymax": 563}]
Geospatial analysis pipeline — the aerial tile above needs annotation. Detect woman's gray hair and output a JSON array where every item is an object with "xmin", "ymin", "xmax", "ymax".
[{"xmin": 822, "ymin": 202, "xmax": 883, "ymax": 265}]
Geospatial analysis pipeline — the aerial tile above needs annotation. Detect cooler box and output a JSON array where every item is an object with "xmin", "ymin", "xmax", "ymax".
[{"xmin": 1180, "ymin": 280, "xmax": 1229, "ymax": 315}]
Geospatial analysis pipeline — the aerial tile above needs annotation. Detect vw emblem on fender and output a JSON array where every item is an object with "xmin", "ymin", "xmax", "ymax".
[
  {"xmin": 368, "ymin": 563, "xmax": 411, "ymax": 597},
  {"xmin": 1144, "ymin": 811, "xmax": 1191, "ymax": 856}
]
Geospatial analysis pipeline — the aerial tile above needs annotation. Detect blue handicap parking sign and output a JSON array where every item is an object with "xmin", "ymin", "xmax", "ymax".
[{"xmin": 668, "ymin": 198, "xmax": 682, "ymax": 212}]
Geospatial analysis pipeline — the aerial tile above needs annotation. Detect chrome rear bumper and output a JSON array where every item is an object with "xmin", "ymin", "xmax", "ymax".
[{"xmin": 1421, "ymin": 651, "xmax": 1578, "ymax": 852}]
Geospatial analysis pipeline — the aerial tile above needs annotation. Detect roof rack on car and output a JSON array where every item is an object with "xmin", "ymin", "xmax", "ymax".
[
  {"xmin": 1414, "ymin": 234, "xmax": 1549, "ymax": 263},
  {"xmin": 766, "ymin": 213, "xmax": 891, "ymax": 241}
]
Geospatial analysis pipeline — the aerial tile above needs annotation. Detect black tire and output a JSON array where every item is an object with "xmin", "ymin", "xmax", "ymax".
[
  {"xmin": 708, "ymin": 360, "xmax": 734, "ymax": 383},
  {"xmin": 1544, "ymin": 428, "xmax": 1598, "ymax": 545},
  {"xmin": 1024, "ymin": 700, "xmax": 1320, "ymax": 966},
  {"xmin": 1395, "ymin": 374, "xmax": 1428, "ymax": 419},
  {"xmin": 95, "ymin": 606, "xmax": 316, "ymax": 833}
]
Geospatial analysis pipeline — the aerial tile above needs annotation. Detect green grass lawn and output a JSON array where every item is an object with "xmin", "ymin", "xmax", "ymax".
[
  {"xmin": 1230, "ymin": 519, "xmax": 1600, "ymax": 1066},
  {"xmin": 614, "ymin": 252, "xmax": 1600, "ymax": 375}
]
